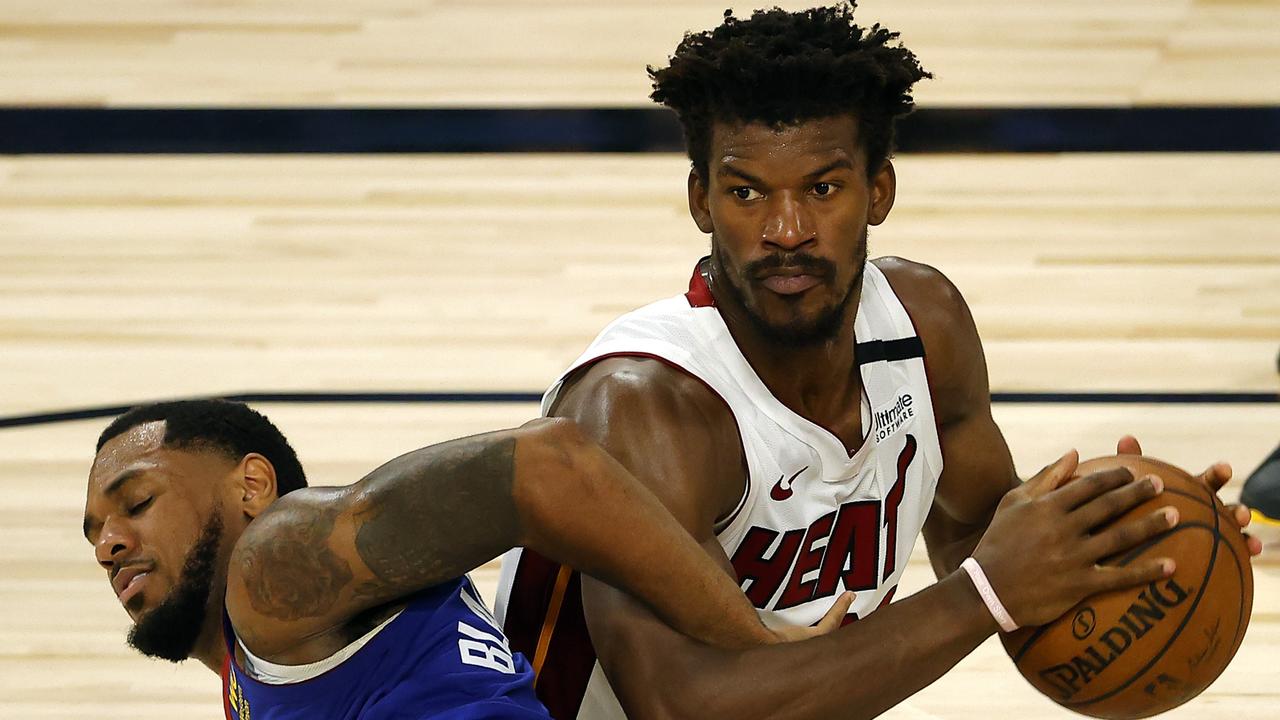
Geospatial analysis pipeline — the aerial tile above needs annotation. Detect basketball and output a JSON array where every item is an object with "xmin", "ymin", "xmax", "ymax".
[{"xmin": 1001, "ymin": 454, "xmax": 1254, "ymax": 719}]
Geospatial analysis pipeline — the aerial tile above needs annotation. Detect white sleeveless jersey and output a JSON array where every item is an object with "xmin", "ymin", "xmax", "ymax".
[{"xmin": 495, "ymin": 259, "xmax": 944, "ymax": 720}]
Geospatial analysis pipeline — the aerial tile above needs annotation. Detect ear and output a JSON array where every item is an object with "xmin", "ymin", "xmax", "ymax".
[
  {"xmin": 235, "ymin": 453, "xmax": 279, "ymax": 519},
  {"xmin": 868, "ymin": 160, "xmax": 897, "ymax": 226},
  {"xmin": 688, "ymin": 169, "xmax": 714, "ymax": 234}
]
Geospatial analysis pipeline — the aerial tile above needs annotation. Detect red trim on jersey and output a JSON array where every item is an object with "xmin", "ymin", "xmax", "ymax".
[
  {"xmin": 221, "ymin": 653, "xmax": 234, "ymax": 720},
  {"xmin": 504, "ymin": 343, "xmax": 750, "ymax": 715},
  {"xmin": 504, "ymin": 550, "xmax": 596, "ymax": 719},
  {"xmin": 685, "ymin": 261, "xmax": 716, "ymax": 307}
]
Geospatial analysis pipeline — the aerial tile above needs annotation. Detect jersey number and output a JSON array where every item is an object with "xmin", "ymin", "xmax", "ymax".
[{"xmin": 457, "ymin": 621, "xmax": 517, "ymax": 674}]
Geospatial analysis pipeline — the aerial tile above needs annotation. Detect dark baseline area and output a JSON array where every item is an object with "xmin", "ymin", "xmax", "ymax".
[{"xmin": 0, "ymin": 107, "xmax": 1277, "ymax": 154}]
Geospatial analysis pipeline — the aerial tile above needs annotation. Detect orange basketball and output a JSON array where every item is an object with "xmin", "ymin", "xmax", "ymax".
[{"xmin": 1001, "ymin": 454, "xmax": 1253, "ymax": 719}]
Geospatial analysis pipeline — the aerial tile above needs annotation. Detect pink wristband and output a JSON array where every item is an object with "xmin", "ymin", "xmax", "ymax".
[{"xmin": 960, "ymin": 557, "xmax": 1019, "ymax": 632}]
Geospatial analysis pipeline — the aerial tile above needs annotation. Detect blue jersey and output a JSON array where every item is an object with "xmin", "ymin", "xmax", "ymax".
[{"xmin": 222, "ymin": 576, "xmax": 550, "ymax": 719}]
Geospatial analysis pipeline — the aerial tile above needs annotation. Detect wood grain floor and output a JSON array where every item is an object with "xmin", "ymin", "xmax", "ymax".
[
  {"xmin": 1, "ymin": 154, "xmax": 1276, "ymax": 417},
  {"xmin": 1, "ymin": 1, "xmax": 1278, "ymax": 718},
  {"xmin": 0, "ymin": 152, "xmax": 1276, "ymax": 719},
  {"xmin": 2, "ymin": 404, "xmax": 1277, "ymax": 719},
  {"xmin": 1, "ymin": 0, "xmax": 1276, "ymax": 106}
]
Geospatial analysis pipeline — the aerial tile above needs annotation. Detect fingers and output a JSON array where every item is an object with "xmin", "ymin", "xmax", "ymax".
[
  {"xmin": 1068, "ymin": 473, "xmax": 1163, "ymax": 528},
  {"xmin": 1112, "ymin": 437, "xmax": 1229, "ymax": 493},
  {"xmin": 1117, "ymin": 435, "xmax": 1143, "ymax": 456},
  {"xmin": 1246, "ymin": 534, "xmax": 1263, "ymax": 557},
  {"xmin": 1196, "ymin": 462, "xmax": 1232, "ymax": 492},
  {"xmin": 768, "ymin": 592, "xmax": 854, "ymax": 642},
  {"xmin": 1083, "ymin": 506, "xmax": 1179, "ymax": 560},
  {"xmin": 1087, "ymin": 557, "xmax": 1175, "ymax": 596},
  {"xmin": 815, "ymin": 592, "xmax": 854, "ymax": 634},
  {"xmin": 1226, "ymin": 503, "xmax": 1251, "ymax": 528},
  {"xmin": 1026, "ymin": 450, "xmax": 1080, "ymax": 497},
  {"xmin": 1228, "ymin": 506, "xmax": 1264, "ymax": 557},
  {"xmin": 1050, "ymin": 467, "xmax": 1138, "ymax": 510}
]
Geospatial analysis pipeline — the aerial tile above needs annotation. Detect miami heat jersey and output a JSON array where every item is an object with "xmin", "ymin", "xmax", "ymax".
[
  {"xmin": 222, "ymin": 576, "xmax": 550, "ymax": 719},
  {"xmin": 495, "ymin": 259, "xmax": 944, "ymax": 719}
]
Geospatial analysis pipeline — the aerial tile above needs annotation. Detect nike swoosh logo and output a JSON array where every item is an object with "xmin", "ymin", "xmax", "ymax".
[{"xmin": 770, "ymin": 466, "xmax": 808, "ymax": 502}]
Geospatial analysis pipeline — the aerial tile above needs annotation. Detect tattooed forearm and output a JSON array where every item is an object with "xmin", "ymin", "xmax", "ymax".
[
  {"xmin": 350, "ymin": 433, "xmax": 521, "ymax": 599},
  {"xmin": 238, "ymin": 502, "xmax": 353, "ymax": 621}
]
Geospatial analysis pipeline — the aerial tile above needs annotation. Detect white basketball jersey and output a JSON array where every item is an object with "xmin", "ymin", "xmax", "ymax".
[{"xmin": 495, "ymin": 259, "xmax": 943, "ymax": 719}]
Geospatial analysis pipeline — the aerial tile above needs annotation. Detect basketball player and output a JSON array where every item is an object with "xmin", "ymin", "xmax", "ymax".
[
  {"xmin": 1243, "ymin": 444, "xmax": 1280, "ymax": 545},
  {"xmin": 495, "ymin": 5, "xmax": 1263, "ymax": 718},
  {"xmin": 83, "ymin": 400, "xmax": 845, "ymax": 719},
  {"xmin": 1240, "ymin": 349, "xmax": 1280, "ymax": 544}
]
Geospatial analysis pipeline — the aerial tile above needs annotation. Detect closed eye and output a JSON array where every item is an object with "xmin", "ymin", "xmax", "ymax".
[{"xmin": 128, "ymin": 497, "xmax": 154, "ymax": 516}]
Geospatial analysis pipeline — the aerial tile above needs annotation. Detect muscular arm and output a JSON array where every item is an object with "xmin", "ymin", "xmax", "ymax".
[
  {"xmin": 224, "ymin": 418, "xmax": 777, "ymax": 662},
  {"xmin": 556, "ymin": 357, "xmax": 1001, "ymax": 720},
  {"xmin": 568, "ymin": 262, "xmax": 1176, "ymax": 719},
  {"xmin": 875, "ymin": 257, "xmax": 1021, "ymax": 578}
]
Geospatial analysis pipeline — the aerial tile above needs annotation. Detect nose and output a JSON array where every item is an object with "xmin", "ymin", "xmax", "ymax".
[
  {"xmin": 762, "ymin": 191, "xmax": 814, "ymax": 252},
  {"xmin": 95, "ymin": 517, "xmax": 135, "ymax": 570}
]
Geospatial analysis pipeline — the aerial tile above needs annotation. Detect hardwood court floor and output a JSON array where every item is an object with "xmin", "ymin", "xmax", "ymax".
[
  {"xmin": 1, "ymin": 152, "xmax": 1275, "ymax": 718},
  {"xmin": 1, "ymin": 154, "xmax": 1276, "ymax": 418},
  {"xmin": 1, "ymin": 0, "xmax": 1276, "ymax": 106},
  {"xmin": 2, "ymin": 403, "xmax": 1277, "ymax": 719}
]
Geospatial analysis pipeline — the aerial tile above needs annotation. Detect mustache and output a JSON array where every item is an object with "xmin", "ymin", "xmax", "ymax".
[{"xmin": 745, "ymin": 253, "xmax": 835, "ymax": 279}]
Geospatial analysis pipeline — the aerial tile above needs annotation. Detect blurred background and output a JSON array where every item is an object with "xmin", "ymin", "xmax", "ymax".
[{"xmin": 1, "ymin": 1, "xmax": 1277, "ymax": 718}]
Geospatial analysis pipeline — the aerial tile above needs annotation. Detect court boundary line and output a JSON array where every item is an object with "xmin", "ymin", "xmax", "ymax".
[{"xmin": 1, "ymin": 391, "xmax": 1275, "ymax": 430}]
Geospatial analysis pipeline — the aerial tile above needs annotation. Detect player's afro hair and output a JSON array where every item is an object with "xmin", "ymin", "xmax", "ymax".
[
  {"xmin": 649, "ymin": 2, "xmax": 931, "ymax": 179},
  {"xmin": 96, "ymin": 399, "xmax": 307, "ymax": 496}
]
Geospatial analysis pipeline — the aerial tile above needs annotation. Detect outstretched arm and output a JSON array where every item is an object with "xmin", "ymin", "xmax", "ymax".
[
  {"xmin": 565, "ymin": 265, "xmax": 1178, "ymax": 720},
  {"xmin": 225, "ymin": 418, "xmax": 780, "ymax": 661}
]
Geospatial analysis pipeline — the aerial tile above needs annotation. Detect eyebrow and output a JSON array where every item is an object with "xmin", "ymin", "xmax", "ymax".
[
  {"xmin": 717, "ymin": 157, "xmax": 856, "ymax": 186},
  {"xmin": 82, "ymin": 469, "xmax": 145, "ymax": 541},
  {"xmin": 804, "ymin": 158, "xmax": 855, "ymax": 179},
  {"xmin": 716, "ymin": 163, "xmax": 766, "ymax": 187}
]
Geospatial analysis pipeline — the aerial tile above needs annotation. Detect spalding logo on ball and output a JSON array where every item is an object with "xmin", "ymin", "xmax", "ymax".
[{"xmin": 1001, "ymin": 454, "xmax": 1253, "ymax": 720}]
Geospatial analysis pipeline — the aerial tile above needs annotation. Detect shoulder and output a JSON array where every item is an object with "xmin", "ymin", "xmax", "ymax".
[
  {"xmin": 872, "ymin": 256, "xmax": 988, "ymax": 425},
  {"xmin": 872, "ymin": 256, "xmax": 971, "ymax": 338},
  {"xmin": 551, "ymin": 355, "xmax": 747, "ymax": 530},
  {"xmin": 555, "ymin": 355, "xmax": 736, "ymax": 434}
]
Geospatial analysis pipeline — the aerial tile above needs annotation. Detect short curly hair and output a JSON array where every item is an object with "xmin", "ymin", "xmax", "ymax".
[
  {"xmin": 96, "ymin": 399, "xmax": 307, "ymax": 496},
  {"xmin": 649, "ymin": 2, "xmax": 931, "ymax": 179}
]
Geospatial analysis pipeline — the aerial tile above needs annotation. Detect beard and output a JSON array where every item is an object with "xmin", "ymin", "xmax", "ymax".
[
  {"xmin": 710, "ymin": 238, "xmax": 866, "ymax": 347},
  {"xmin": 126, "ymin": 512, "xmax": 222, "ymax": 663}
]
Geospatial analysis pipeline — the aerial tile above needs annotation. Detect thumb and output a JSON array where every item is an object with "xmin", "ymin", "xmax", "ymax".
[
  {"xmin": 1028, "ymin": 449, "xmax": 1079, "ymax": 496},
  {"xmin": 766, "ymin": 592, "xmax": 855, "ymax": 642},
  {"xmin": 1116, "ymin": 435, "xmax": 1142, "ymax": 455},
  {"xmin": 814, "ymin": 591, "xmax": 855, "ymax": 634}
]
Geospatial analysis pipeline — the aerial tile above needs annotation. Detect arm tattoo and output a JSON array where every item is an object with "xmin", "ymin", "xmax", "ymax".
[
  {"xmin": 238, "ymin": 502, "xmax": 353, "ymax": 621},
  {"xmin": 352, "ymin": 433, "xmax": 520, "ymax": 597}
]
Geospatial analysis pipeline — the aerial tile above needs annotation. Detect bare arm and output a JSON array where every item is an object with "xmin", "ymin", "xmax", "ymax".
[
  {"xmin": 224, "ymin": 418, "xmax": 778, "ymax": 661},
  {"xmin": 564, "ymin": 267, "xmax": 1178, "ymax": 719},
  {"xmin": 556, "ymin": 359, "xmax": 1006, "ymax": 719},
  {"xmin": 874, "ymin": 258, "xmax": 1021, "ymax": 577}
]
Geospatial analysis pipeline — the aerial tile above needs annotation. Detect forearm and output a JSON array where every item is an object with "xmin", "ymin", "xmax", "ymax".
[
  {"xmin": 927, "ymin": 522, "xmax": 985, "ymax": 578},
  {"xmin": 597, "ymin": 571, "xmax": 998, "ymax": 720},
  {"xmin": 513, "ymin": 418, "xmax": 773, "ymax": 648}
]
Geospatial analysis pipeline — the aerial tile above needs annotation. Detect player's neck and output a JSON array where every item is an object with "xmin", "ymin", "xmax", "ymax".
[
  {"xmin": 193, "ymin": 600, "xmax": 230, "ymax": 674},
  {"xmin": 712, "ymin": 279, "xmax": 863, "ymax": 441}
]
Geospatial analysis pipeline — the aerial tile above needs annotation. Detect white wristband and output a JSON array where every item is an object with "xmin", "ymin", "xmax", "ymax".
[{"xmin": 960, "ymin": 557, "xmax": 1019, "ymax": 632}]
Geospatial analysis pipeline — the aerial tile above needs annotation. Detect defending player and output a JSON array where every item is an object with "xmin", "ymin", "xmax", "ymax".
[
  {"xmin": 83, "ymin": 400, "xmax": 845, "ymax": 718},
  {"xmin": 495, "ymin": 5, "xmax": 1262, "ymax": 718}
]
